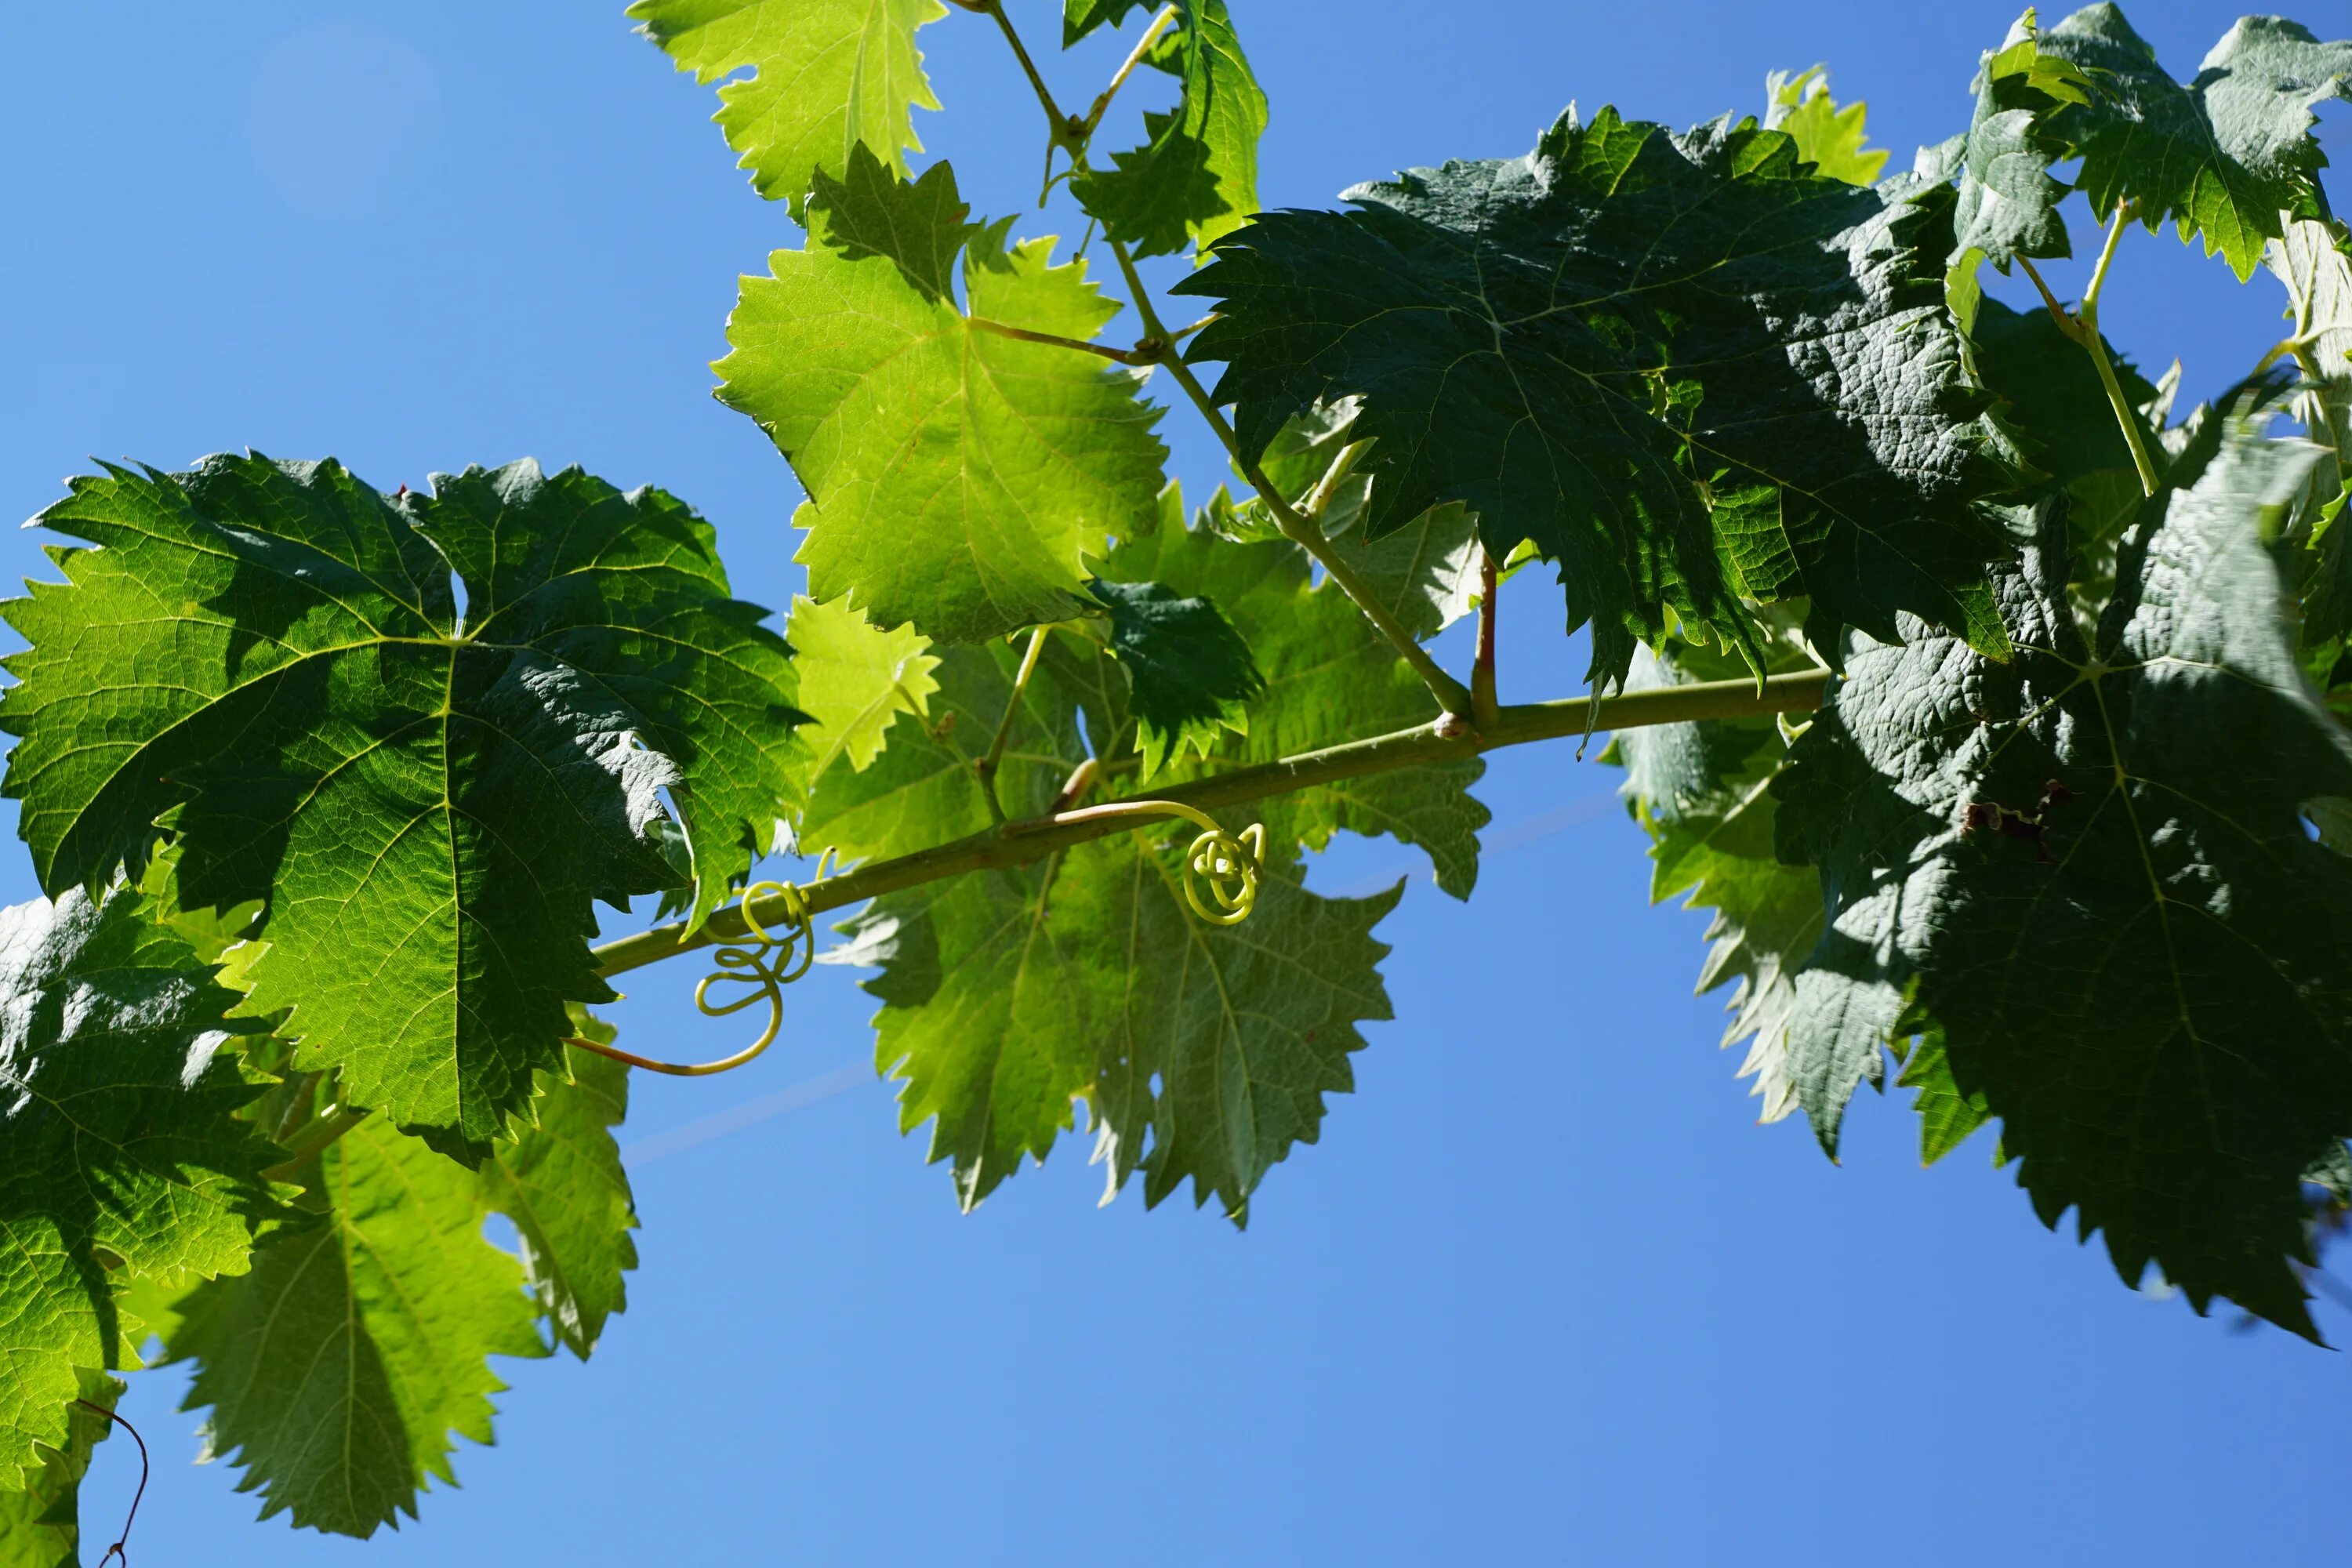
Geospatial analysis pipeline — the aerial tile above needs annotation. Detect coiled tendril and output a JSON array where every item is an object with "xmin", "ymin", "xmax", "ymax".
[
  {"xmin": 1007, "ymin": 799, "xmax": 1268, "ymax": 926},
  {"xmin": 570, "ymin": 849, "xmax": 837, "ymax": 1077}
]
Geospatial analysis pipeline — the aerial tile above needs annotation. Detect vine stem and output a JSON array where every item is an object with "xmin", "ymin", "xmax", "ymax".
[
  {"xmin": 970, "ymin": 316, "xmax": 1161, "ymax": 365},
  {"xmin": 594, "ymin": 670, "xmax": 1831, "ymax": 978},
  {"xmin": 976, "ymin": 626, "xmax": 1051, "ymax": 818},
  {"xmin": 1081, "ymin": 5, "xmax": 1178, "ymax": 137},
  {"xmin": 2019, "ymin": 206, "xmax": 2161, "ymax": 497},
  {"xmin": 1102, "ymin": 233, "xmax": 1479, "ymax": 717}
]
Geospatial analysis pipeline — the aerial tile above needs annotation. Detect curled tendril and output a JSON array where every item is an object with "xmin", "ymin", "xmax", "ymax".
[
  {"xmin": 1182, "ymin": 820, "xmax": 1266, "ymax": 925},
  {"xmin": 569, "ymin": 849, "xmax": 838, "ymax": 1077},
  {"xmin": 1007, "ymin": 799, "xmax": 1267, "ymax": 927}
]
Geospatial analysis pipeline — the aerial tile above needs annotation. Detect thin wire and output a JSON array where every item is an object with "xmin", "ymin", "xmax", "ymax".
[{"xmin": 72, "ymin": 1398, "xmax": 147, "ymax": 1566}]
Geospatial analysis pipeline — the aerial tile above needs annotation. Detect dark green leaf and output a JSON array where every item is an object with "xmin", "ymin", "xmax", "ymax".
[
  {"xmin": 2, "ymin": 457, "xmax": 801, "ymax": 1158},
  {"xmin": 1949, "ymin": 13, "xmax": 2093, "ymax": 276},
  {"xmin": 1178, "ymin": 107, "xmax": 2021, "ymax": 686},
  {"xmin": 1087, "ymin": 576, "xmax": 1264, "ymax": 778},
  {"xmin": 1775, "ymin": 417, "xmax": 2352, "ymax": 1334}
]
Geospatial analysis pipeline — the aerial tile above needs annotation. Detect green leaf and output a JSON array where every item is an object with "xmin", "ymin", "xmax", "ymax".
[
  {"xmin": 784, "ymin": 593, "xmax": 942, "ymax": 786},
  {"xmin": 477, "ymin": 1029, "xmax": 638, "ymax": 1360},
  {"xmin": 1775, "ymin": 417, "xmax": 2352, "ymax": 1334},
  {"xmin": 1065, "ymin": 851, "xmax": 1399, "ymax": 1224},
  {"xmin": 1178, "ymin": 107, "xmax": 2021, "ymax": 687},
  {"xmin": 0, "ymin": 1370, "xmax": 125, "ymax": 1568},
  {"xmin": 628, "ymin": 0, "xmax": 948, "ymax": 217},
  {"xmin": 0, "ymin": 889, "xmax": 281, "ymax": 1486},
  {"xmin": 1949, "ymin": 12, "xmax": 2093, "ymax": 277},
  {"xmin": 1087, "ymin": 576, "xmax": 1263, "ymax": 778},
  {"xmin": 1, "ymin": 456, "xmax": 802, "ymax": 1158},
  {"xmin": 1762, "ymin": 66, "xmax": 1887, "ymax": 186},
  {"xmin": 1071, "ymin": 0, "xmax": 1267, "ymax": 258},
  {"xmin": 1610, "ymin": 639, "xmax": 1822, "ymax": 1122},
  {"xmin": 1062, "ymin": 0, "xmax": 1156, "ymax": 46},
  {"xmin": 1101, "ymin": 499, "xmax": 1488, "ymax": 898},
  {"xmin": 719, "ymin": 148, "xmax": 1169, "ymax": 644},
  {"xmin": 2040, "ymin": 5, "xmax": 2352, "ymax": 280},
  {"xmin": 1896, "ymin": 1031, "xmax": 1991, "ymax": 1166},
  {"xmin": 164, "ymin": 1118, "xmax": 546, "ymax": 1538}
]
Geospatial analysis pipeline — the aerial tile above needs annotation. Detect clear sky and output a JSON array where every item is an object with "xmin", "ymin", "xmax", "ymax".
[{"xmin": 2, "ymin": 2, "xmax": 2345, "ymax": 1563}]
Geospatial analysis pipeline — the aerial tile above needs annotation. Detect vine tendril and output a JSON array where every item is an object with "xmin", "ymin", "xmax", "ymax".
[
  {"xmin": 1006, "ymin": 800, "xmax": 1267, "ymax": 925},
  {"xmin": 72, "ymin": 1396, "xmax": 147, "ymax": 1566},
  {"xmin": 568, "ymin": 850, "xmax": 839, "ymax": 1076}
]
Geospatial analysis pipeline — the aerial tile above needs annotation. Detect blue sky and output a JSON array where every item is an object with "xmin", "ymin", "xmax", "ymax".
[{"xmin": 2, "ymin": 2, "xmax": 2345, "ymax": 1563}]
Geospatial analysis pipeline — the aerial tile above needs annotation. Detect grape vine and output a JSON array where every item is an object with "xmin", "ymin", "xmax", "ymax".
[{"xmin": 2, "ymin": 0, "xmax": 2350, "ymax": 1554}]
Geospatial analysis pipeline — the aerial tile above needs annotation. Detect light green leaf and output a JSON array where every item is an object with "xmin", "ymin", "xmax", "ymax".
[
  {"xmin": 785, "ymin": 593, "xmax": 941, "ymax": 786},
  {"xmin": 0, "ymin": 889, "xmax": 281, "ymax": 1486},
  {"xmin": 1072, "ymin": 0, "xmax": 1268, "ymax": 257},
  {"xmin": 1178, "ymin": 107, "xmax": 2021, "ymax": 686},
  {"xmin": 719, "ymin": 149, "xmax": 1169, "ymax": 644},
  {"xmin": 2041, "ymin": 5, "xmax": 2352, "ymax": 280},
  {"xmin": 478, "ymin": 1029, "xmax": 638, "ymax": 1361},
  {"xmin": 164, "ymin": 1119, "xmax": 546, "ymax": 1538},
  {"xmin": 0, "ymin": 1370, "xmax": 125, "ymax": 1568},
  {"xmin": 628, "ymin": 0, "xmax": 948, "ymax": 216},
  {"xmin": 1763, "ymin": 66, "xmax": 1887, "ymax": 186},
  {"xmin": 1087, "ymin": 576, "xmax": 1263, "ymax": 778},
  {"xmin": 1, "ymin": 456, "xmax": 803, "ymax": 1158},
  {"xmin": 1775, "ymin": 416, "xmax": 2352, "ymax": 1334},
  {"xmin": 1611, "ymin": 639, "xmax": 1822, "ymax": 1123},
  {"xmin": 1072, "ymin": 847, "xmax": 1399, "ymax": 1224},
  {"xmin": 2265, "ymin": 215, "xmax": 2352, "ymax": 643}
]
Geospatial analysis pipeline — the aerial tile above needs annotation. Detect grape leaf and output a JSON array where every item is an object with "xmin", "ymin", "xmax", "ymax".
[
  {"xmin": 718, "ymin": 148, "xmax": 1169, "ymax": 644},
  {"xmin": 1062, "ymin": 0, "xmax": 1156, "ymax": 46},
  {"xmin": 783, "ymin": 593, "xmax": 942, "ymax": 784},
  {"xmin": 1177, "ymin": 106, "xmax": 2020, "ymax": 686},
  {"xmin": 1896, "ymin": 1031, "xmax": 1991, "ymax": 1165},
  {"xmin": 1762, "ymin": 66, "xmax": 1887, "ymax": 186},
  {"xmin": 1, "ymin": 456, "xmax": 801, "ymax": 1159},
  {"xmin": 1101, "ymin": 496, "xmax": 1488, "ymax": 898},
  {"xmin": 0, "ymin": 889, "xmax": 281, "ymax": 1486},
  {"xmin": 1610, "ymin": 640, "xmax": 1820, "ymax": 1123},
  {"xmin": 0, "ymin": 1370, "xmax": 123, "ymax": 1568},
  {"xmin": 1070, "ymin": 0, "xmax": 1267, "ymax": 258},
  {"xmin": 1949, "ymin": 13, "xmax": 2092, "ymax": 277},
  {"xmin": 627, "ymin": 0, "xmax": 947, "ymax": 217},
  {"xmin": 1775, "ymin": 416, "xmax": 2352, "ymax": 1334},
  {"xmin": 2040, "ymin": 5, "xmax": 2352, "ymax": 281},
  {"xmin": 164, "ymin": 1118, "xmax": 545, "ymax": 1538},
  {"xmin": 2265, "ymin": 216, "xmax": 2352, "ymax": 641},
  {"xmin": 1066, "ymin": 850, "xmax": 1399, "ymax": 1223},
  {"xmin": 1087, "ymin": 576, "xmax": 1263, "ymax": 778},
  {"xmin": 477, "ymin": 1030, "xmax": 638, "ymax": 1360}
]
